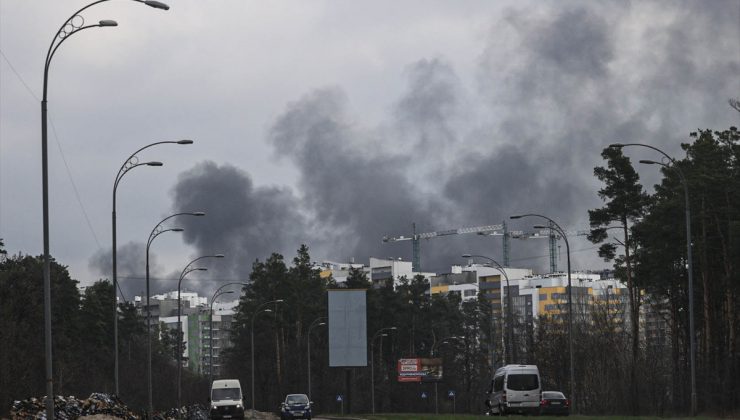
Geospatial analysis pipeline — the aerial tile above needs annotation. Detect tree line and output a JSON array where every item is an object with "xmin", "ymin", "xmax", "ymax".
[{"xmin": 1, "ymin": 125, "xmax": 737, "ymax": 416}]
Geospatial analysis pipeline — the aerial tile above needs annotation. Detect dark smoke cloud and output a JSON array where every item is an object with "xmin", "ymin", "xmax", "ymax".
[
  {"xmin": 170, "ymin": 161, "xmax": 308, "ymax": 290},
  {"xmin": 270, "ymin": 87, "xmax": 444, "ymax": 262},
  {"xmin": 395, "ymin": 58, "xmax": 461, "ymax": 151},
  {"xmin": 88, "ymin": 241, "xmax": 164, "ymax": 301},
  {"xmin": 163, "ymin": 1, "xmax": 738, "ymax": 281}
]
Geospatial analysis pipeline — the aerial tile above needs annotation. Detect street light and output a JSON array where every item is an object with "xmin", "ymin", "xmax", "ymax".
[
  {"xmin": 510, "ymin": 214, "xmax": 574, "ymax": 412},
  {"xmin": 208, "ymin": 282, "xmax": 248, "ymax": 384},
  {"xmin": 146, "ymin": 211, "xmax": 204, "ymax": 414},
  {"xmin": 209, "ymin": 290, "xmax": 235, "ymax": 381},
  {"xmin": 461, "ymin": 254, "xmax": 515, "ymax": 364},
  {"xmin": 431, "ymin": 336, "xmax": 464, "ymax": 415},
  {"xmin": 176, "ymin": 254, "xmax": 224, "ymax": 413},
  {"xmin": 252, "ymin": 299, "xmax": 284, "ymax": 417},
  {"xmin": 113, "ymin": 140, "xmax": 192, "ymax": 396},
  {"xmin": 370, "ymin": 327, "xmax": 397, "ymax": 414},
  {"xmin": 40, "ymin": 1, "xmax": 168, "ymax": 416},
  {"xmin": 611, "ymin": 142, "xmax": 697, "ymax": 415},
  {"xmin": 307, "ymin": 317, "xmax": 327, "ymax": 403}
]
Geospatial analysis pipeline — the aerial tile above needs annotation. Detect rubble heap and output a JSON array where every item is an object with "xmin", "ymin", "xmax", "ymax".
[
  {"xmin": 10, "ymin": 394, "xmax": 208, "ymax": 420},
  {"xmin": 11, "ymin": 393, "xmax": 137, "ymax": 419}
]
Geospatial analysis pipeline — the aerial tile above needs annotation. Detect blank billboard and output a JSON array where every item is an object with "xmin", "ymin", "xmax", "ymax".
[{"xmin": 328, "ymin": 289, "xmax": 367, "ymax": 367}]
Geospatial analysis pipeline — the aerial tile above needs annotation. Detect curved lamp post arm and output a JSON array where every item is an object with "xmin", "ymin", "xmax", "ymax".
[
  {"xmin": 113, "ymin": 161, "xmax": 162, "ymax": 204},
  {"xmin": 213, "ymin": 282, "xmax": 248, "ymax": 302},
  {"xmin": 44, "ymin": 0, "xmax": 169, "ymax": 99},
  {"xmin": 45, "ymin": 0, "xmax": 113, "ymax": 74},
  {"xmin": 431, "ymin": 335, "xmax": 464, "ymax": 356},
  {"xmin": 372, "ymin": 326, "xmax": 397, "ymax": 342},
  {"xmin": 179, "ymin": 254, "xmax": 224, "ymax": 289},
  {"xmin": 147, "ymin": 211, "xmax": 204, "ymax": 248},
  {"xmin": 46, "ymin": 23, "xmax": 116, "ymax": 80},
  {"xmin": 255, "ymin": 298, "xmax": 286, "ymax": 313},
  {"xmin": 115, "ymin": 140, "xmax": 193, "ymax": 187},
  {"xmin": 178, "ymin": 267, "xmax": 206, "ymax": 290},
  {"xmin": 610, "ymin": 143, "xmax": 677, "ymax": 165},
  {"xmin": 147, "ymin": 227, "xmax": 183, "ymax": 250}
]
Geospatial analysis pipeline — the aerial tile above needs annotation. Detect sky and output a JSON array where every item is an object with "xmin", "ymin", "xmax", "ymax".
[{"xmin": 1, "ymin": 0, "xmax": 738, "ymax": 301}]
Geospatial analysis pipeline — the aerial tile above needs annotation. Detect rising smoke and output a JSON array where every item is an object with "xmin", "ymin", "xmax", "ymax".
[{"xmin": 93, "ymin": 2, "xmax": 739, "ymax": 297}]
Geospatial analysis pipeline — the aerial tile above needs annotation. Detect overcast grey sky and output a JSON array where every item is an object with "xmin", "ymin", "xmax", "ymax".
[{"xmin": 1, "ymin": 0, "xmax": 738, "ymax": 299}]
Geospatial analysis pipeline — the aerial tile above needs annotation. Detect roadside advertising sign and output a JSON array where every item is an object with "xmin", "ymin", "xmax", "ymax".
[{"xmin": 397, "ymin": 358, "xmax": 443, "ymax": 382}]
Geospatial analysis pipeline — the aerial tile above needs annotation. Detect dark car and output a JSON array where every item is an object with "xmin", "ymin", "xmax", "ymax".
[
  {"xmin": 280, "ymin": 394, "xmax": 312, "ymax": 420},
  {"xmin": 539, "ymin": 391, "xmax": 570, "ymax": 416}
]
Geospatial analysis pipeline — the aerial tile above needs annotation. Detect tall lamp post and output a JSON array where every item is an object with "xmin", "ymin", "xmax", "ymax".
[
  {"xmin": 610, "ymin": 142, "xmax": 697, "ymax": 415},
  {"xmin": 510, "ymin": 214, "xmax": 574, "ymax": 411},
  {"xmin": 307, "ymin": 317, "xmax": 327, "ymax": 402},
  {"xmin": 176, "ymin": 254, "xmax": 224, "ymax": 413},
  {"xmin": 146, "ymin": 211, "xmax": 204, "ymax": 414},
  {"xmin": 252, "ymin": 299, "xmax": 284, "ymax": 417},
  {"xmin": 431, "ymin": 336, "xmax": 464, "ymax": 415},
  {"xmin": 209, "ymin": 290, "xmax": 235, "ymax": 382},
  {"xmin": 208, "ymin": 282, "xmax": 247, "ymax": 383},
  {"xmin": 113, "ymin": 139, "xmax": 192, "ymax": 396},
  {"xmin": 461, "ymin": 254, "xmax": 515, "ymax": 364},
  {"xmin": 41, "ymin": 1, "xmax": 168, "ymax": 416},
  {"xmin": 370, "ymin": 327, "xmax": 397, "ymax": 414}
]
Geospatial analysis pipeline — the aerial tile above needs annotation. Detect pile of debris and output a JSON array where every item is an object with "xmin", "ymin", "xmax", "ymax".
[
  {"xmin": 10, "ymin": 393, "xmax": 137, "ymax": 419},
  {"xmin": 157, "ymin": 404, "xmax": 208, "ymax": 420}
]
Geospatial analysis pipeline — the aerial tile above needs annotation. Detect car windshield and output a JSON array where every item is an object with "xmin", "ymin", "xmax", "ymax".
[
  {"xmin": 543, "ymin": 391, "xmax": 565, "ymax": 399},
  {"xmin": 507, "ymin": 374, "xmax": 539, "ymax": 391},
  {"xmin": 286, "ymin": 395, "xmax": 309, "ymax": 404},
  {"xmin": 212, "ymin": 388, "xmax": 241, "ymax": 401}
]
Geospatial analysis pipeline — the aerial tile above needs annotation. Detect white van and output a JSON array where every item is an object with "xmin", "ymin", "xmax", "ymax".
[
  {"xmin": 210, "ymin": 379, "xmax": 245, "ymax": 419},
  {"xmin": 486, "ymin": 364, "xmax": 541, "ymax": 415}
]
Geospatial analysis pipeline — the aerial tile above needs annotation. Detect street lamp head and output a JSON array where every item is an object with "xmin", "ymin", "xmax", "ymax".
[
  {"xmin": 264, "ymin": 308, "xmax": 273, "ymax": 313},
  {"xmin": 195, "ymin": 268, "xmax": 208, "ymax": 272},
  {"xmin": 171, "ymin": 228, "xmax": 184, "ymax": 232},
  {"xmin": 533, "ymin": 225, "xmax": 547, "ymax": 229},
  {"xmin": 146, "ymin": 161, "xmax": 163, "ymax": 166},
  {"xmin": 390, "ymin": 326, "xmax": 398, "ymax": 330},
  {"xmin": 223, "ymin": 291, "xmax": 235, "ymax": 295},
  {"xmin": 509, "ymin": 215, "xmax": 523, "ymax": 220},
  {"xmin": 191, "ymin": 211, "xmax": 206, "ymax": 216},
  {"xmin": 275, "ymin": 299, "xmax": 285, "ymax": 303},
  {"xmin": 461, "ymin": 253, "xmax": 472, "ymax": 258},
  {"xmin": 214, "ymin": 254, "xmax": 225, "ymax": 258},
  {"xmin": 177, "ymin": 139, "xmax": 194, "ymax": 144},
  {"xmin": 99, "ymin": 20, "xmax": 118, "ymax": 27},
  {"xmin": 319, "ymin": 322, "xmax": 326, "ymax": 326},
  {"xmin": 639, "ymin": 159, "xmax": 659, "ymax": 165},
  {"xmin": 608, "ymin": 143, "xmax": 625, "ymax": 148},
  {"xmin": 143, "ymin": 1, "xmax": 170, "ymax": 10}
]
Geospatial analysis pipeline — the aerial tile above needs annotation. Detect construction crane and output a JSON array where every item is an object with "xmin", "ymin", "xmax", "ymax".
[
  {"xmin": 383, "ymin": 222, "xmax": 588, "ymax": 273},
  {"xmin": 382, "ymin": 222, "xmax": 540, "ymax": 272},
  {"xmin": 521, "ymin": 223, "xmax": 590, "ymax": 272}
]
